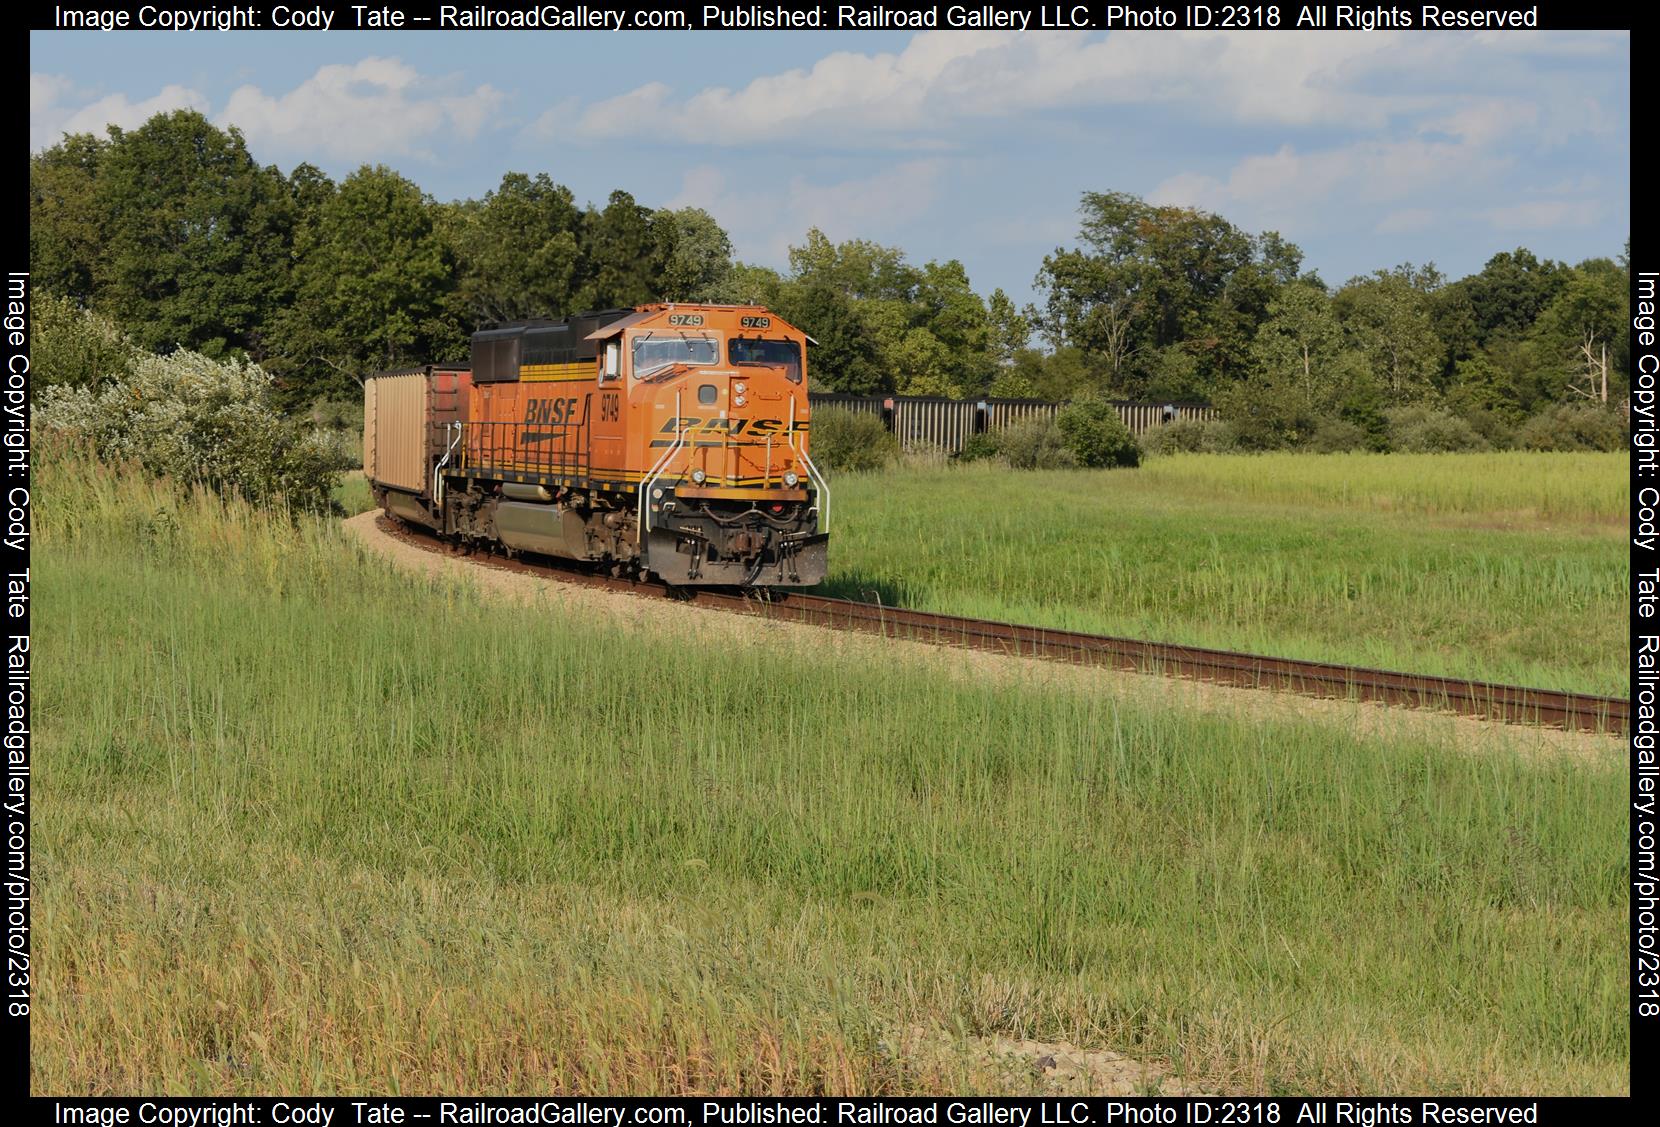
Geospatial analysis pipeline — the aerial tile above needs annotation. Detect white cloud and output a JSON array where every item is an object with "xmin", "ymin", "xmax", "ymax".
[
  {"xmin": 220, "ymin": 57, "xmax": 505, "ymax": 162},
  {"xmin": 539, "ymin": 30, "xmax": 1614, "ymax": 148},
  {"xmin": 1483, "ymin": 200, "xmax": 1601, "ymax": 230},
  {"xmin": 1418, "ymin": 99, "xmax": 1539, "ymax": 146},
  {"xmin": 1150, "ymin": 139, "xmax": 1512, "ymax": 227},
  {"xmin": 31, "ymin": 58, "xmax": 506, "ymax": 162},
  {"xmin": 669, "ymin": 161, "xmax": 946, "ymax": 266},
  {"xmin": 31, "ymin": 73, "xmax": 207, "ymax": 150}
]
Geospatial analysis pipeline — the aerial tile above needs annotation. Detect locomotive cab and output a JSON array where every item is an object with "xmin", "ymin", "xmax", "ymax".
[{"xmin": 590, "ymin": 306, "xmax": 828, "ymax": 585}]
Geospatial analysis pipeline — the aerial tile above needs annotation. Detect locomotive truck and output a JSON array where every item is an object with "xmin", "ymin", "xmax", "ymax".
[{"xmin": 363, "ymin": 304, "xmax": 829, "ymax": 587}]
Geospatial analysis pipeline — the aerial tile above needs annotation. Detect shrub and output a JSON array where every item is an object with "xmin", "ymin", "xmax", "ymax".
[
  {"xmin": 996, "ymin": 417, "xmax": 1076, "ymax": 470},
  {"xmin": 1140, "ymin": 417, "xmax": 1239, "ymax": 456},
  {"xmin": 1213, "ymin": 382, "xmax": 1318, "ymax": 451},
  {"xmin": 1384, "ymin": 405, "xmax": 1490, "ymax": 454},
  {"xmin": 1055, "ymin": 397, "xmax": 1141, "ymax": 468},
  {"xmin": 808, "ymin": 406, "xmax": 898, "ymax": 473},
  {"xmin": 956, "ymin": 431, "xmax": 1001, "ymax": 462},
  {"xmin": 1460, "ymin": 407, "xmax": 1517, "ymax": 451},
  {"xmin": 29, "ymin": 294, "xmax": 136, "ymax": 393},
  {"xmin": 1304, "ymin": 419, "xmax": 1369, "ymax": 453},
  {"xmin": 1514, "ymin": 404, "xmax": 1626, "ymax": 452},
  {"xmin": 36, "ymin": 347, "xmax": 339, "ymax": 511}
]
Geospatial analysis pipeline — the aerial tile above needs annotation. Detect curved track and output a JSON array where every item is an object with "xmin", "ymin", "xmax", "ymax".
[{"xmin": 378, "ymin": 516, "xmax": 1629, "ymax": 735}]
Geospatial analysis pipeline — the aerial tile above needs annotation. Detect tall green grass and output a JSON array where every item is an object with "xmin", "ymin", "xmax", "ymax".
[
  {"xmin": 35, "ymin": 452, "xmax": 1626, "ymax": 1094},
  {"xmin": 1136, "ymin": 452, "xmax": 1628, "ymax": 522},
  {"xmin": 815, "ymin": 455, "xmax": 1628, "ymax": 695}
]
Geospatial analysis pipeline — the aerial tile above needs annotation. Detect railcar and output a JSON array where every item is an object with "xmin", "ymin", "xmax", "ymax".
[{"xmin": 363, "ymin": 304, "xmax": 829, "ymax": 586}]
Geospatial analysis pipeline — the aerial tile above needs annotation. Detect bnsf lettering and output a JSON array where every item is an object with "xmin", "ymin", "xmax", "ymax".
[
  {"xmin": 651, "ymin": 416, "xmax": 790, "ymax": 446},
  {"xmin": 657, "ymin": 416, "xmax": 786, "ymax": 436},
  {"xmin": 524, "ymin": 397, "xmax": 581, "ymax": 426}
]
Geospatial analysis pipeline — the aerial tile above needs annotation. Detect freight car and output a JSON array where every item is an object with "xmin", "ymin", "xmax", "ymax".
[{"xmin": 363, "ymin": 304, "xmax": 829, "ymax": 587}]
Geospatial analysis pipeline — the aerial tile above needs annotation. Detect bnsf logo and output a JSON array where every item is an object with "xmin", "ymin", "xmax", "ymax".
[
  {"xmin": 524, "ymin": 397, "xmax": 580, "ymax": 426},
  {"xmin": 650, "ymin": 416, "xmax": 803, "ymax": 446},
  {"xmin": 658, "ymin": 416, "xmax": 787, "ymax": 436}
]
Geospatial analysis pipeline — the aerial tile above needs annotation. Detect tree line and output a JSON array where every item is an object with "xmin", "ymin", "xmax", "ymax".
[{"xmin": 31, "ymin": 110, "xmax": 1629, "ymax": 449}]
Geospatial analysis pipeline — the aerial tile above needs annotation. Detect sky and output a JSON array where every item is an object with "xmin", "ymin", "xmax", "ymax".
[{"xmin": 29, "ymin": 29, "xmax": 1631, "ymax": 308}]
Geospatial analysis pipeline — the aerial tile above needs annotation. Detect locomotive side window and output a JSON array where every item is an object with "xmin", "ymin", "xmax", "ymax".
[
  {"xmin": 633, "ymin": 335, "xmax": 718, "ymax": 379},
  {"xmin": 602, "ymin": 340, "xmax": 621, "ymax": 382},
  {"xmin": 730, "ymin": 338, "xmax": 801, "ymax": 384}
]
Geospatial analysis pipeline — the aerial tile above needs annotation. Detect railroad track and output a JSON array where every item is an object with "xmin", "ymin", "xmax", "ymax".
[{"xmin": 377, "ymin": 516, "xmax": 1629, "ymax": 735}]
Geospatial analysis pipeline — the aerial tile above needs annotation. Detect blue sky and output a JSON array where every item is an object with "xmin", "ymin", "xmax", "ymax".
[{"xmin": 30, "ymin": 29, "xmax": 1630, "ymax": 307}]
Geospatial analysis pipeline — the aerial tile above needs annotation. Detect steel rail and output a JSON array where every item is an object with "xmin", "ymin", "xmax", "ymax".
[{"xmin": 377, "ymin": 516, "xmax": 1628, "ymax": 735}]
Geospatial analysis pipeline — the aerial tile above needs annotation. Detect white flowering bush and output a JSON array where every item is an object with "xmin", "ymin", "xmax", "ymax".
[{"xmin": 37, "ymin": 348, "xmax": 339, "ymax": 512}]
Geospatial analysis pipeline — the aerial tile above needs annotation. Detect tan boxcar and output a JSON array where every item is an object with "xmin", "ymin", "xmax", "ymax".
[
  {"xmin": 363, "ymin": 372, "xmax": 430, "ymax": 493},
  {"xmin": 364, "ymin": 366, "xmax": 471, "ymax": 495}
]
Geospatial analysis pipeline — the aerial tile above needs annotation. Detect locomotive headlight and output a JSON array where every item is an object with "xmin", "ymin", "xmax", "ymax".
[
  {"xmin": 734, "ymin": 394, "xmax": 747, "ymax": 407},
  {"xmin": 783, "ymin": 471, "xmax": 799, "ymax": 487},
  {"xmin": 691, "ymin": 469, "xmax": 706, "ymax": 484},
  {"xmin": 734, "ymin": 382, "xmax": 747, "ymax": 394}
]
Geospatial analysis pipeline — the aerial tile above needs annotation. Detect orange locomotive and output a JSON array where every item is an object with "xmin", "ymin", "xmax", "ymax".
[{"xmin": 363, "ymin": 304, "xmax": 829, "ymax": 586}]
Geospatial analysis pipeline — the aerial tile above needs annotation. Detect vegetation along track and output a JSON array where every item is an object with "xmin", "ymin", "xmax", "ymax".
[{"xmin": 379, "ymin": 516, "xmax": 1629, "ymax": 735}]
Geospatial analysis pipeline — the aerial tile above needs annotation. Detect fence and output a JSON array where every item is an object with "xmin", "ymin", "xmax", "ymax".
[{"xmin": 807, "ymin": 394, "xmax": 1216, "ymax": 455}]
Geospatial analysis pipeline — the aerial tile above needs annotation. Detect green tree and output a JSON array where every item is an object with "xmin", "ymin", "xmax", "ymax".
[
  {"xmin": 1034, "ymin": 191, "xmax": 1300, "ymax": 397},
  {"xmin": 1333, "ymin": 271, "xmax": 1442, "ymax": 402},
  {"xmin": 94, "ymin": 111, "xmax": 295, "ymax": 358},
  {"xmin": 1532, "ymin": 261, "xmax": 1628, "ymax": 405},
  {"xmin": 1459, "ymin": 248, "xmax": 1569, "ymax": 345},
  {"xmin": 578, "ymin": 190, "xmax": 668, "ymax": 310},
  {"xmin": 1250, "ymin": 282, "xmax": 1344, "ymax": 410},
  {"xmin": 29, "ymin": 132, "xmax": 108, "ymax": 303},
  {"xmin": 986, "ymin": 288, "xmax": 1032, "ymax": 366},
  {"xmin": 713, "ymin": 262, "xmax": 785, "ymax": 307},
  {"xmin": 774, "ymin": 284, "xmax": 882, "ymax": 394},
  {"xmin": 914, "ymin": 259, "xmax": 993, "ymax": 393},
  {"xmin": 657, "ymin": 207, "xmax": 735, "ymax": 301},
  {"xmin": 987, "ymin": 369, "xmax": 1039, "ymax": 398},
  {"xmin": 891, "ymin": 327, "xmax": 959, "ymax": 398},
  {"xmin": 273, "ymin": 164, "xmax": 454, "ymax": 398},
  {"xmin": 451, "ymin": 172, "xmax": 585, "ymax": 322},
  {"xmin": 1445, "ymin": 354, "xmax": 1524, "ymax": 420},
  {"xmin": 788, "ymin": 228, "xmax": 919, "ymax": 301}
]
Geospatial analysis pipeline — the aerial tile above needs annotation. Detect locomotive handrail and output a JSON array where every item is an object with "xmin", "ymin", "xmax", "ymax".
[
  {"xmin": 457, "ymin": 411, "xmax": 592, "ymax": 478},
  {"xmin": 433, "ymin": 421, "xmax": 462, "ymax": 509},
  {"xmin": 639, "ymin": 390, "xmax": 685, "ymax": 538},
  {"xmin": 788, "ymin": 393, "xmax": 830, "ymax": 533}
]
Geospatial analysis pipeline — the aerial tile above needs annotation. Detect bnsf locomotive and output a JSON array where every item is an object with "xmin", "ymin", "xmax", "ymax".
[{"xmin": 363, "ymin": 304, "xmax": 828, "ymax": 586}]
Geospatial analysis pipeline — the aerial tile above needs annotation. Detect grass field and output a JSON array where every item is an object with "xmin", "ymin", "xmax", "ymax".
[
  {"xmin": 814, "ymin": 454, "xmax": 1628, "ymax": 695},
  {"xmin": 35, "ymin": 451, "xmax": 1626, "ymax": 1094}
]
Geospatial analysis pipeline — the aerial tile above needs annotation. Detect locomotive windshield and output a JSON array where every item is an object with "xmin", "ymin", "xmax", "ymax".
[
  {"xmin": 633, "ymin": 335, "xmax": 718, "ymax": 379},
  {"xmin": 729, "ymin": 338, "xmax": 802, "ymax": 383}
]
